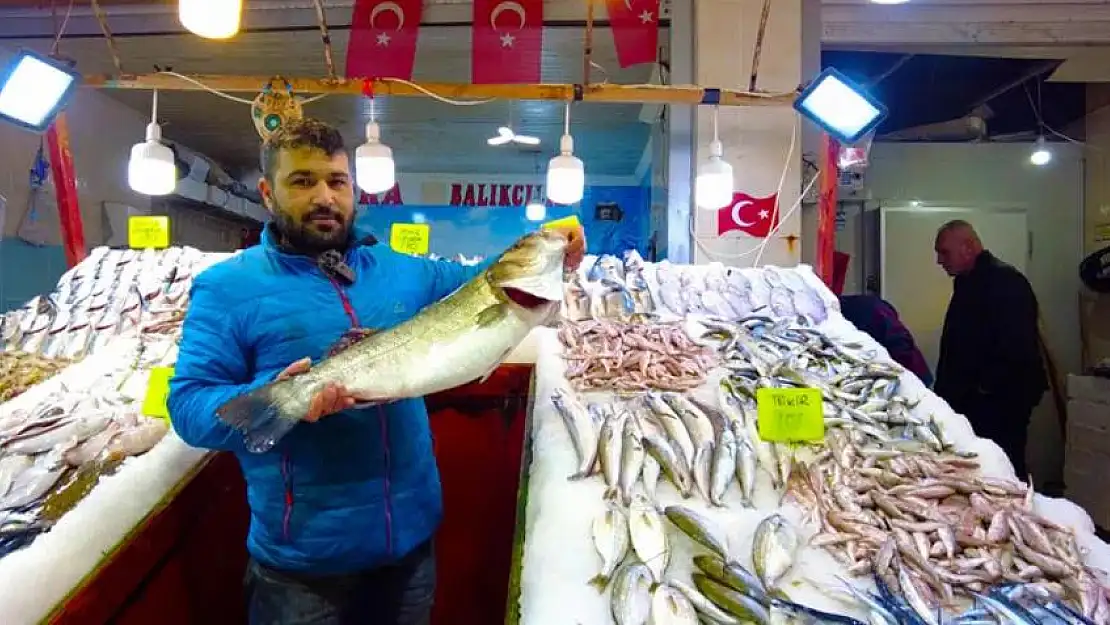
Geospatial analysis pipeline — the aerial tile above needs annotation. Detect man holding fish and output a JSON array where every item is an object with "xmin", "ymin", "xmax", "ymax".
[{"xmin": 167, "ymin": 118, "xmax": 585, "ymax": 625}]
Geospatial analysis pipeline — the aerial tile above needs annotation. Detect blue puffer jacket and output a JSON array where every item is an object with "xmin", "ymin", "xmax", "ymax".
[{"xmin": 168, "ymin": 227, "xmax": 485, "ymax": 575}]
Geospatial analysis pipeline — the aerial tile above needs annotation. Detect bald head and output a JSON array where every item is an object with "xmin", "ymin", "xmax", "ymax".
[{"xmin": 934, "ymin": 219, "xmax": 984, "ymax": 276}]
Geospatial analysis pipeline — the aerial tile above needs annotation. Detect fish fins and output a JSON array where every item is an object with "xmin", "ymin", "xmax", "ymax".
[
  {"xmin": 587, "ymin": 574, "xmax": 610, "ymax": 592},
  {"xmin": 325, "ymin": 328, "xmax": 377, "ymax": 358},
  {"xmin": 215, "ymin": 383, "xmax": 296, "ymax": 454}
]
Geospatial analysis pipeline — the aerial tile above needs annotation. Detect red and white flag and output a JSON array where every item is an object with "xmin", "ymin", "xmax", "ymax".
[
  {"xmin": 717, "ymin": 192, "xmax": 780, "ymax": 238},
  {"xmin": 472, "ymin": 0, "xmax": 544, "ymax": 83},
  {"xmin": 606, "ymin": 0, "xmax": 660, "ymax": 68},
  {"xmin": 345, "ymin": 0, "xmax": 423, "ymax": 80}
]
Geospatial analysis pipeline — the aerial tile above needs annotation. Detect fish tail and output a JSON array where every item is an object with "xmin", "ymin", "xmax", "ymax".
[
  {"xmin": 215, "ymin": 381, "xmax": 299, "ymax": 453},
  {"xmin": 587, "ymin": 574, "xmax": 610, "ymax": 592}
]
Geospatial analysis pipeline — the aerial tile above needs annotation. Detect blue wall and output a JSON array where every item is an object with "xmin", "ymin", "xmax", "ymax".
[
  {"xmin": 0, "ymin": 239, "xmax": 68, "ymax": 313},
  {"xmin": 354, "ymin": 184, "xmax": 652, "ymax": 259}
]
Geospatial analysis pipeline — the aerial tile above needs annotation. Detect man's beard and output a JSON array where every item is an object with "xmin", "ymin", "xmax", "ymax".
[{"xmin": 272, "ymin": 205, "xmax": 352, "ymax": 256}]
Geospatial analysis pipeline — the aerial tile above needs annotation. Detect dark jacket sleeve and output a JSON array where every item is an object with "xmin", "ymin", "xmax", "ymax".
[
  {"xmin": 980, "ymin": 269, "xmax": 1044, "ymax": 398},
  {"xmin": 879, "ymin": 308, "xmax": 935, "ymax": 387},
  {"xmin": 168, "ymin": 271, "xmax": 274, "ymax": 452}
]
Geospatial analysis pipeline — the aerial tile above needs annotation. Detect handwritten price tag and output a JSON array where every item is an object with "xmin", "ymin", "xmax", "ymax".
[
  {"xmin": 756, "ymin": 387, "xmax": 825, "ymax": 443},
  {"xmin": 128, "ymin": 216, "xmax": 171, "ymax": 249},
  {"xmin": 141, "ymin": 367, "xmax": 175, "ymax": 420},
  {"xmin": 390, "ymin": 223, "xmax": 431, "ymax": 256}
]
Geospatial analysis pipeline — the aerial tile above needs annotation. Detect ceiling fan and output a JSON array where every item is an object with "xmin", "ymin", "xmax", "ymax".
[{"xmin": 487, "ymin": 125, "xmax": 540, "ymax": 147}]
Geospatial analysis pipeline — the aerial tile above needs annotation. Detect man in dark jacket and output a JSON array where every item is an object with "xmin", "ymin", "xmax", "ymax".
[
  {"xmin": 168, "ymin": 119, "xmax": 585, "ymax": 625},
  {"xmin": 933, "ymin": 219, "xmax": 1046, "ymax": 478},
  {"xmin": 839, "ymin": 294, "xmax": 934, "ymax": 387}
]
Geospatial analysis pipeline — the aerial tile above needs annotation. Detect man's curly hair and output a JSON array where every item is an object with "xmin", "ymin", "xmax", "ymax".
[{"xmin": 259, "ymin": 118, "xmax": 347, "ymax": 180}]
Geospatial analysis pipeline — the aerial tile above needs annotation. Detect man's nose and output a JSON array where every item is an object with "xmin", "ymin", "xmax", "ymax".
[{"xmin": 311, "ymin": 181, "xmax": 338, "ymax": 206}]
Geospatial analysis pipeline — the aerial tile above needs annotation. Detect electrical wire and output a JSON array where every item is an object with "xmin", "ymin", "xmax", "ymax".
[
  {"xmin": 1022, "ymin": 81, "xmax": 1089, "ymax": 148},
  {"xmin": 48, "ymin": 0, "xmax": 75, "ymax": 56}
]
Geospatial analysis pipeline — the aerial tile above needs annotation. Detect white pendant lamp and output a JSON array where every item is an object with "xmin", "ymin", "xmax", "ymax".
[
  {"xmin": 355, "ymin": 96, "xmax": 396, "ymax": 194},
  {"xmin": 695, "ymin": 106, "xmax": 734, "ymax": 210},
  {"xmin": 128, "ymin": 90, "xmax": 176, "ymax": 197},
  {"xmin": 1030, "ymin": 135, "xmax": 1052, "ymax": 166},
  {"xmin": 179, "ymin": 0, "xmax": 243, "ymax": 40},
  {"xmin": 546, "ymin": 103, "xmax": 585, "ymax": 205}
]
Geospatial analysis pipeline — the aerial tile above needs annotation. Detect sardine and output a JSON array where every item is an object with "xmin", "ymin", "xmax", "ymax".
[
  {"xmin": 629, "ymin": 494, "xmax": 669, "ymax": 583},
  {"xmin": 752, "ymin": 513, "xmax": 798, "ymax": 590},
  {"xmin": 215, "ymin": 229, "xmax": 569, "ymax": 453},
  {"xmin": 589, "ymin": 499, "xmax": 630, "ymax": 590}
]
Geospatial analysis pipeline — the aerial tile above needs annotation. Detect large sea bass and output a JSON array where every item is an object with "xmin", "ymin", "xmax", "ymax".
[{"xmin": 216, "ymin": 229, "xmax": 568, "ymax": 452}]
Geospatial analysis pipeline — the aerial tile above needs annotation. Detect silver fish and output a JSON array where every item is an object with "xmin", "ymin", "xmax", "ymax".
[
  {"xmin": 642, "ymin": 454, "xmax": 661, "ymax": 508},
  {"xmin": 215, "ymin": 230, "xmax": 568, "ymax": 453},
  {"xmin": 709, "ymin": 427, "xmax": 737, "ymax": 507},
  {"xmin": 752, "ymin": 513, "xmax": 799, "ymax": 590},
  {"xmin": 691, "ymin": 441, "xmax": 714, "ymax": 502},
  {"xmin": 645, "ymin": 393, "xmax": 695, "ymax": 469},
  {"xmin": 667, "ymin": 579, "xmax": 741, "ymax": 625},
  {"xmin": 664, "ymin": 505, "xmax": 730, "ymax": 560},
  {"xmin": 734, "ymin": 425, "xmax": 757, "ymax": 508},
  {"xmin": 619, "ymin": 416, "xmax": 647, "ymax": 506},
  {"xmin": 611, "ymin": 562, "xmax": 653, "ymax": 625},
  {"xmin": 661, "ymin": 392, "xmax": 715, "ymax": 449},
  {"xmin": 649, "ymin": 583, "xmax": 698, "ymax": 625},
  {"xmin": 589, "ymin": 498, "xmax": 630, "ymax": 590},
  {"xmin": 629, "ymin": 494, "xmax": 670, "ymax": 583},
  {"xmin": 600, "ymin": 410, "xmax": 629, "ymax": 499},
  {"xmin": 643, "ymin": 434, "xmax": 692, "ymax": 498}
]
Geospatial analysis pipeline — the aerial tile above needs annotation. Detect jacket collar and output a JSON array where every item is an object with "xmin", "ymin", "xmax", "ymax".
[{"xmin": 261, "ymin": 222, "xmax": 356, "ymax": 259}]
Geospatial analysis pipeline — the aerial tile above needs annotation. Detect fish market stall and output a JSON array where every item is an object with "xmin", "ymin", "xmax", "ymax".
[
  {"xmin": 513, "ymin": 254, "xmax": 1110, "ymax": 625},
  {"xmin": 0, "ymin": 246, "xmax": 241, "ymax": 624}
]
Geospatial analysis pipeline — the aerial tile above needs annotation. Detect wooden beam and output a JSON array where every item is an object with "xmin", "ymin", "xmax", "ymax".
[{"xmin": 81, "ymin": 73, "xmax": 797, "ymax": 107}]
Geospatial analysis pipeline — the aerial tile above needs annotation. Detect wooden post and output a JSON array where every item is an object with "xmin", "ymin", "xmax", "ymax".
[
  {"xmin": 45, "ymin": 112, "xmax": 87, "ymax": 268},
  {"xmin": 815, "ymin": 133, "xmax": 839, "ymax": 286}
]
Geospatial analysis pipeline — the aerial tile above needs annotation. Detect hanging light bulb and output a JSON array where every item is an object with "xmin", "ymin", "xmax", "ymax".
[
  {"xmin": 525, "ymin": 201, "xmax": 546, "ymax": 221},
  {"xmin": 128, "ymin": 90, "xmax": 176, "ymax": 196},
  {"xmin": 695, "ymin": 106, "xmax": 734, "ymax": 209},
  {"xmin": 1030, "ymin": 135, "xmax": 1052, "ymax": 166},
  {"xmin": 179, "ymin": 0, "xmax": 243, "ymax": 40},
  {"xmin": 547, "ymin": 103, "xmax": 585, "ymax": 205},
  {"xmin": 356, "ymin": 95, "xmax": 395, "ymax": 194}
]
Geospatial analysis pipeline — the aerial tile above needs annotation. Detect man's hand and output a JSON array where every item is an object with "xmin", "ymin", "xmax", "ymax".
[
  {"xmin": 277, "ymin": 358, "xmax": 356, "ymax": 422},
  {"xmin": 550, "ymin": 224, "xmax": 587, "ymax": 272}
]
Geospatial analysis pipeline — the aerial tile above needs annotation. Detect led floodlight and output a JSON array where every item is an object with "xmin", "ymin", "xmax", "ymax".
[
  {"xmin": 0, "ymin": 50, "xmax": 81, "ymax": 134},
  {"xmin": 794, "ymin": 67, "xmax": 888, "ymax": 145}
]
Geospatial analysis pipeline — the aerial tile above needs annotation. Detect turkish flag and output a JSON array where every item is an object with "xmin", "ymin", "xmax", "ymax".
[
  {"xmin": 346, "ymin": 0, "xmax": 423, "ymax": 80},
  {"xmin": 606, "ymin": 0, "xmax": 660, "ymax": 68},
  {"xmin": 717, "ymin": 192, "xmax": 780, "ymax": 238},
  {"xmin": 472, "ymin": 0, "xmax": 543, "ymax": 84}
]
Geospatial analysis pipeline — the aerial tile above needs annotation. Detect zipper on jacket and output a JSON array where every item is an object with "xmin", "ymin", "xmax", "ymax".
[
  {"xmin": 323, "ymin": 273, "xmax": 394, "ymax": 556},
  {"xmin": 280, "ymin": 452, "xmax": 294, "ymax": 542}
]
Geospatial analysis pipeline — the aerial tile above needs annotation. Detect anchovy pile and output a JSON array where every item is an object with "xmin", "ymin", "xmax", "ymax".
[{"xmin": 558, "ymin": 321, "xmax": 718, "ymax": 392}]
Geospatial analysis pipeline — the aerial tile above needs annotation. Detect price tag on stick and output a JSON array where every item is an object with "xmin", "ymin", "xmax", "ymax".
[
  {"xmin": 141, "ymin": 366, "xmax": 175, "ymax": 420},
  {"xmin": 756, "ymin": 387, "xmax": 825, "ymax": 443},
  {"xmin": 128, "ymin": 216, "xmax": 171, "ymax": 249},
  {"xmin": 390, "ymin": 223, "xmax": 430, "ymax": 256}
]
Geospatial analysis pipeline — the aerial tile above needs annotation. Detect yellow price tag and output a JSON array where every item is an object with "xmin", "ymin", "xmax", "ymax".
[
  {"xmin": 541, "ymin": 215, "xmax": 581, "ymax": 231},
  {"xmin": 390, "ymin": 223, "xmax": 431, "ymax": 256},
  {"xmin": 141, "ymin": 366, "xmax": 175, "ymax": 420},
  {"xmin": 128, "ymin": 216, "xmax": 171, "ymax": 249},
  {"xmin": 756, "ymin": 387, "xmax": 825, "ymax": 443}
]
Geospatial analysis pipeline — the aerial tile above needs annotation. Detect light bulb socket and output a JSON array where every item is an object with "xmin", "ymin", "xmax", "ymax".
[
  {"xmin": 145, "ymin": 122, "xmax": 163, "ymax": 143},
  {"xmin": 366, "ymin": 121, "xmax": 382, "ymax": 143},
  {"xmin": 559, "ymin": 133, "xmax": 575, "ymax": 155},
  {"xmin": 709, "ymin": 139, "xmax": 724, "ymax": 159}
]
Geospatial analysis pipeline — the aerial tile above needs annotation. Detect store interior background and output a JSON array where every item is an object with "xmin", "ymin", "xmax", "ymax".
[{"xmin": 0, "ymin": 0, "xmax": 1109, "ymax": 487}]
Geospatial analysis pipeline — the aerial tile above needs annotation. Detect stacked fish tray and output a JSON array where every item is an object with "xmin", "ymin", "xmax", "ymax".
[
  {"xmin": 0, "ymin": 246, "xmax": 232, "ymax": 624},
  {"xmin": 518, "ymin": 253, "xmax": 1110, "ymax": 625}
]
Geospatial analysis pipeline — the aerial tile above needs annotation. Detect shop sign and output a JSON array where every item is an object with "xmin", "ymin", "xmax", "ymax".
[
  {"xmin": 390, "ymin": 222, "xmax": 431, "ymax": 256},
  {"xmin": 756, "ymin": 387, "xmax": 824, "ymax": 442},
  {"xmin": 358, "ymin": 185, "xmax": 404, "ymax": 206},
  {"xmin": 449, "ymin": 183, "xmax": 545, "ymax": 207},
  {"xmin": 128, "ymin": 216, "xmax": 171, "ymax": 249}
]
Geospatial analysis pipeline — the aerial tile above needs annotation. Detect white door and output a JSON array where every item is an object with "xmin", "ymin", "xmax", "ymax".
[{"xmin": 880, "ymin": 207, "xmax": 1030, "ymax": 373}]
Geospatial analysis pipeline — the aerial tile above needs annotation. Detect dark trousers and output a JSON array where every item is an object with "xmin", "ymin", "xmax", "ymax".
[
  {"xmin": 245, "ymin": 541, "xmax": 436, "ymax": 625},
  {"xmin": 965, "ymin": 395, "xmax": 1035, "ymax": 480}
]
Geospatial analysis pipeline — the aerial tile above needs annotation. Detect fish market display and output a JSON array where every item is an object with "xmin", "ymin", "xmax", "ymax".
[
  {"xmin": 427, "ymin": 252, "xmax": 486, "ymax": 266},
  {"xmin": 519, "ymin": 261, "xmax": 1110, "ymax": 625},
  {"xmin": 217, "ymin": 229, "xmax": 568, "ymax": 453},
  {"xmin": 558, "ymin": 320, "xmax": 718, "ymax": 392},
  {"xmin": 0, "ymin": 353, "xmax": 70, "ymax": 402},
  {"xmin": 0, "ymin": 246, "xmax": 216, "ymax": 361}
]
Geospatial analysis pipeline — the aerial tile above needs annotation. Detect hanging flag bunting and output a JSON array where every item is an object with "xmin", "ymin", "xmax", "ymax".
[
  {"xmin": 717, "ymin": 192, "xmax": 780, "ymax": 239},
  {"xmin": 472, "ymin": 0, "xmax": 544, "ymax": 84},
  {"xmin": 606, "ymin": 0, "xmax": 661, "ymax": 68},
  {"xmin": 346, "ymin": 0, "xmax": 424, "ymax": 80}
]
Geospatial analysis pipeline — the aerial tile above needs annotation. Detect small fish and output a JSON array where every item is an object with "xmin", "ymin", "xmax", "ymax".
[
  {"xmin": 599, "ymin": 410, "xmax": 629, "ymax": 499},
  {"xmin": 551, "ymin": 389, "xmax": 599, "ymax": 479},
  {"xmin": 619, "ymin": 416, "xmax": 647, "ymax": 505},
  {"xmin": 645, "ymin": 393, "xmax": 696, "ymax": 468},
  {"xmin": 642, "ymin": 455, "xmax": 661, "ymax": 508},
  {"xmin": 691, "ymin": 441, "xmax": 714, "ymax": 502},
  {"xmin": 709, "ymin": 427, "xmax": 737, "ymax": 507},
  {"xmin": 664, "ymin": 505, "xmax": 730, "ymax": 561},
  {"xmin": 733, "ymin": 425, "xmax": 757, "ymax": 507},
  {"xmin": 629, "ymin": 494, "xmax": 670, "ymax": 583},
  {"xmin": 752, "ymin": 513, "xmax": 799, "ymax": 590},
  {"xmin": 661, "ymin": 392, "xmax": 716, "ymax": 449},
  {"xmin": 611, "ymin": 562, "xmax": 653, "ymax": 625},
  {"xmin": 649, "ymin": 583, "xmax": 698, "ymax": 625},
  {"xmin": 691, "ymin": 574, "xmax": 770, "ymax": 624},
  {"xmin": 667, "ymin": 579, "xmax": 741, "ymax": 625},
  {"xmin": 643, "ymin": 434, "xmax": 692, "ymax": 498},
  {"xmin": 588, "ymin": 498, "xmax": 630, "ymax": 590}
]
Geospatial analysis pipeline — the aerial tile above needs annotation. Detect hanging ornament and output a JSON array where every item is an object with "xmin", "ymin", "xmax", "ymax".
[{"xmin": 251, "ymin": 78, "xmax": 304, "ymax": 142}]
